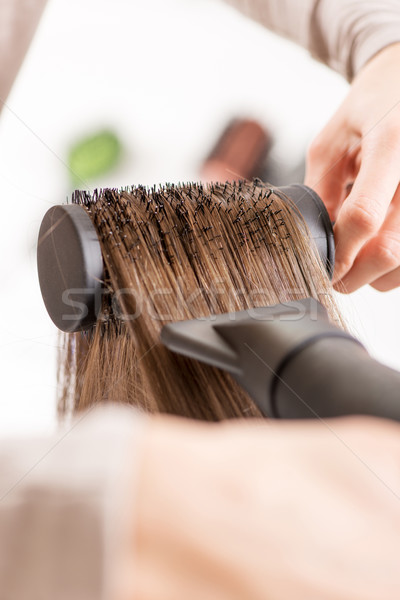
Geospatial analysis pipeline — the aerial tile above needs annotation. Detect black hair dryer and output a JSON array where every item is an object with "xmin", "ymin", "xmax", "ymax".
[{"xmin": 161, "ymin": 297, "xmax": 400, "ymax": 422}]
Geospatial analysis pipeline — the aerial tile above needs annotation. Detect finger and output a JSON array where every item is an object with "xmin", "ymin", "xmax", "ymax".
[
  {"xmin": 371, "ymin": 266, "xmax": 400, "ymax": 292},
  {"xmin": 333, "ymin": 128, "xmax": 400, "ymax": 283},
  {"xmin": 334, "ymin": 184, "xmax": 400, "ymax": 292},
  {"xmin": 304, "ymin": 127, "xmax": 356, "ymax": 221}
]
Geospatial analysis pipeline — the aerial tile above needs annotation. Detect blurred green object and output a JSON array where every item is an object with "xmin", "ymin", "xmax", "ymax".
[{"xmin": 68, "ymin": 129, "xmax": 122, "ymax": 184}]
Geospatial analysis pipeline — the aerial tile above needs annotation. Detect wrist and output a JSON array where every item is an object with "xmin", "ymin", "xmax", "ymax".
[{"xmin": 354, "ymin": 41, "xmax": 400, "ymax": 81}]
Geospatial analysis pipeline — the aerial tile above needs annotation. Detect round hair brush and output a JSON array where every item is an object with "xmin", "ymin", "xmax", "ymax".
[{"xmin": 37, "ymin": 183, "xmax": 334, "ymax": 333}]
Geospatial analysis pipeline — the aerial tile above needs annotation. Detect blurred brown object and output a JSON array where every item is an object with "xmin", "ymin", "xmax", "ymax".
[{"xmin": 200, "ymin": 118, "xmax": 271, "ymax": 183}]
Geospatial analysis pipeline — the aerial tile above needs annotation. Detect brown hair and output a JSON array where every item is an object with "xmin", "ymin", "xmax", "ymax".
[{"xmin": 58, "ymin": 181, "xmax": 343, "ymax": 421}]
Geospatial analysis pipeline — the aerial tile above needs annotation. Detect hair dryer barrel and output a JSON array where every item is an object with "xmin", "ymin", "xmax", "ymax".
[{"xmin": 273, "ymin": 337, "xmax": 400, "ymax": 421}]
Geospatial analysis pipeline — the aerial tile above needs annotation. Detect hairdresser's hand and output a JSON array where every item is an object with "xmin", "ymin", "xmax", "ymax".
[
  {"xmin": 305, "ymin": 42, "xmax": 400, "ymax": 293},
  {"xmin": 130, "ymin": 415, "xmax": 400, "ymax": 600}
]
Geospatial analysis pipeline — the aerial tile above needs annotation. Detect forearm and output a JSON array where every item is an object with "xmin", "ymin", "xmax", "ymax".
[
  {"xmin": 0, "ymin": 0, "xmax": 48, "ymax": 107},
  {"xmin": 223, "ymin": 0, "xmax": 400, "ymax": 80},
  {"xmin": 135, "ymin": 415, "xmax": 400, "ymax": 600}
]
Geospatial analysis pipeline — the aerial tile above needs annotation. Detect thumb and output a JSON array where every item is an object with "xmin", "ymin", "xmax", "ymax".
[
  {"xmin": 304, "ymin": 127, "xmax": 354, "ymax": 222},
  {"xmin": 333, "ymin": 130, "xmax": 400, "ymax": 283}
]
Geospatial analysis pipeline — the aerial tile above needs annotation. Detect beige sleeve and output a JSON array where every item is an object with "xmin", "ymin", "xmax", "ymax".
[
  {"xmin": 0, "ymin": 406, "xmax": 147, "ymax": 600},
  {"xmin": 223, "ymin": 0, "xmax": 400, "ymax": 80},
  {"xmin": 0, "ymin": 0, "xmax": 48, "ymax": 105}
]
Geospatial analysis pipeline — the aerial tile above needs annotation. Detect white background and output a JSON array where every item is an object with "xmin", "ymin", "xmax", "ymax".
[{"xmin": 0, "ymin": 0, "xmax": 399, "ymax": 433}]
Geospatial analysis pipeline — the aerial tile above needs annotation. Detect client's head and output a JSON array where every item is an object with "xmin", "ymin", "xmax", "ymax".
[{"xmin": 59, "ymin": 180, "xmax": 342, "ymax": 420}]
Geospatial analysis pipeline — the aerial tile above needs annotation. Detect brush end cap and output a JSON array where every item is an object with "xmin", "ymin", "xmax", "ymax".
[
  {"xmin": 37, "ymin": 204, "xmax": 103, "ymax": 332},
  {"xmin": 277, "ymin": 184, "xmax": 335, "ymax": 278}
]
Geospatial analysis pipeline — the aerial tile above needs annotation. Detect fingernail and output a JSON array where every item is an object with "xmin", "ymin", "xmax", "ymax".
[
  {"xmin": 332, "ymin": 280, "xmax": 345, "ymax": 293},
  {"xmin": 331, "ymin": 269, "xmax": 342, "ymax": 285}
]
